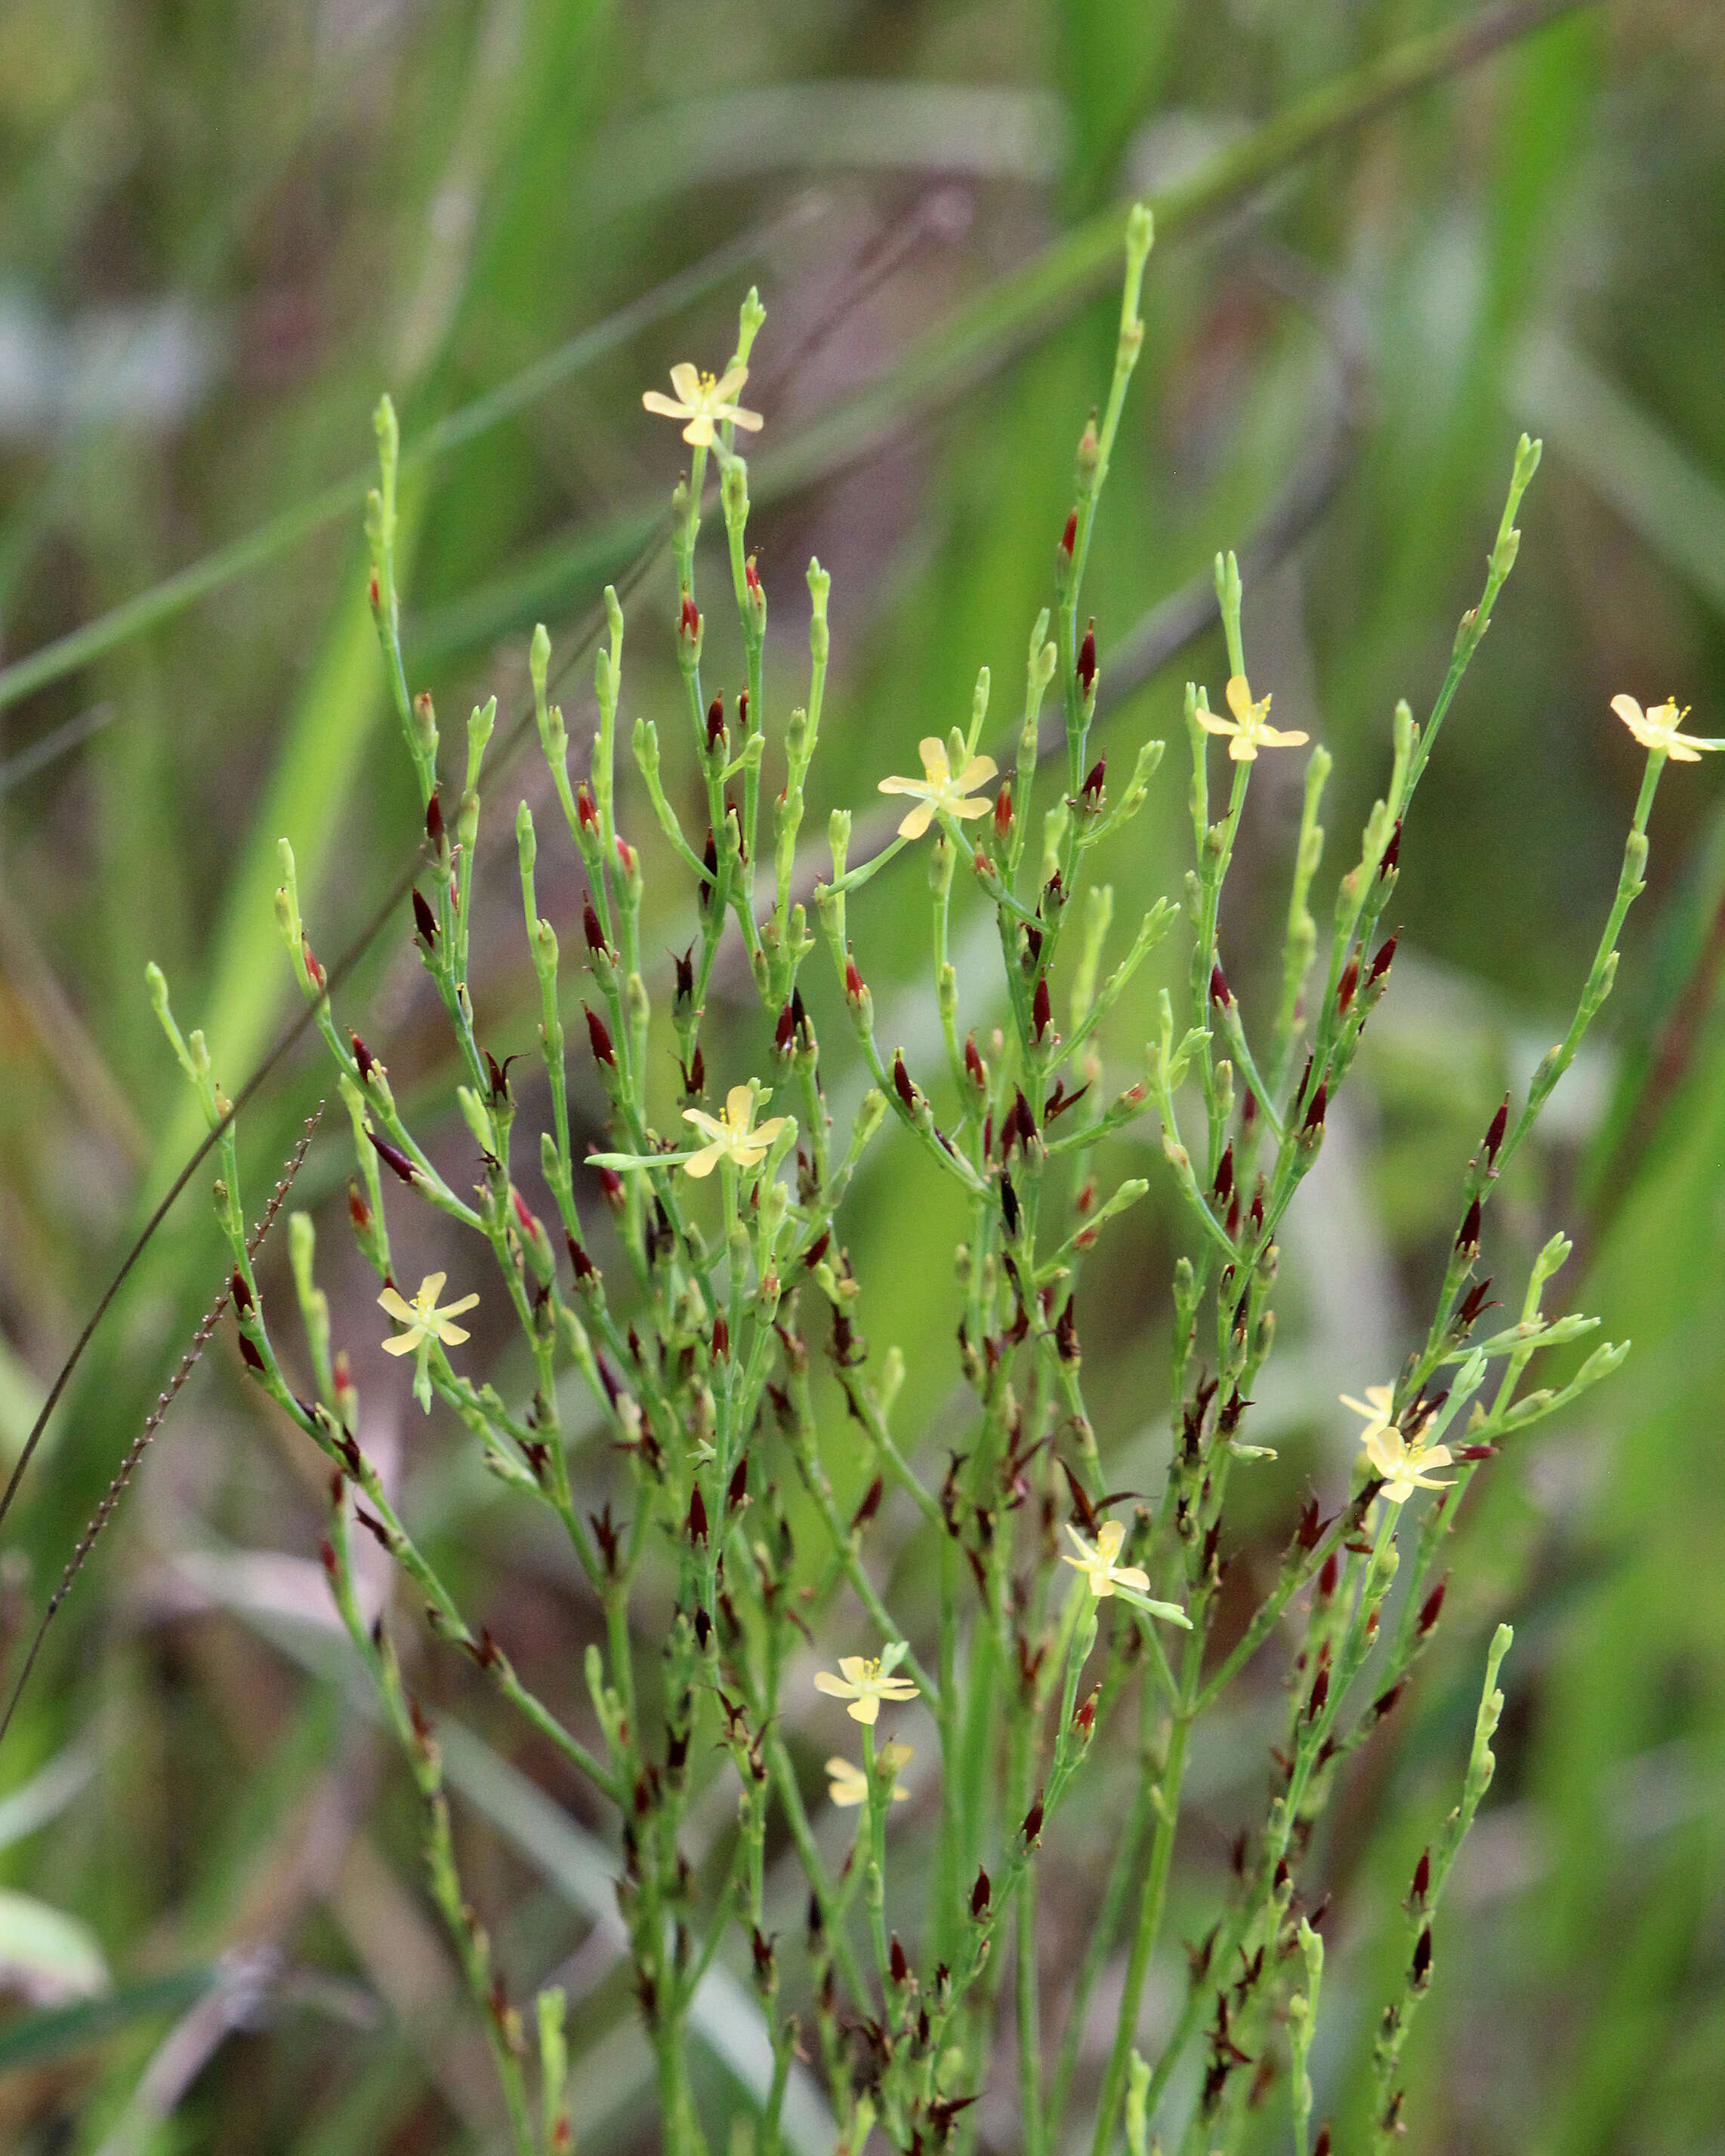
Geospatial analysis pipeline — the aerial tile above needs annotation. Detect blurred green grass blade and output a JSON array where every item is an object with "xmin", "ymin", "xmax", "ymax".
[
  {"xmin": 1514, "ymin": 325, "xmax": 1725, "ymax": 617},
  {"xmin": 412, "ymin": 0, "xmax": 1594, "ymax": 667},
  {"xmin": 0, "ymin": 216, "xmax": 804, "ymax": 720},
  {"xmin": 0, "ymin": 1966, "xmax": 215, "ymax": 2074}
]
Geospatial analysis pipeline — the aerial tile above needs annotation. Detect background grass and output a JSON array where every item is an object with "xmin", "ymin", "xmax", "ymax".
[{"xmin": 2, "ymin": 1, "xmax": 1724, "ymax": 2150}]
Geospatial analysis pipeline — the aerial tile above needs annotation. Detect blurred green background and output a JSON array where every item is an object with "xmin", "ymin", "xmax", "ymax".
[{"xmin": 2, "ymin": 0, "xmax": 1724, "ymax": 2149}]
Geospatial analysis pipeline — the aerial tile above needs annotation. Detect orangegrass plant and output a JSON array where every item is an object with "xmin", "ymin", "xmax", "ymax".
[{"xmin": 142, "ymin": 205, "xmax": 1693, "ymax": 2156}]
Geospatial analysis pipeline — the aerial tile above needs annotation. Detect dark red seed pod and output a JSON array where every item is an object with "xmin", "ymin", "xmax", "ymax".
[
  {"xmin": 775, "ymin": 1003, "xmax": 795, "ymax": 1053},
  {"xmin": 1076, "ymin": 619, "xmax": 1097, "ymax": 699},
  {"xmin": 1060, "ymin": 509, "xmax": 1077, "ymax": 557},
  {"xmin": 701, "ymin": 828, "xmax": 719, "ymax": 894},
  {"xmin": 673, "ymin": 943, "xmax": 695, "ymax": 1004},
  {"xmin": 1023, "ymin": 1800, "xmax": 1045, "ymax": 1846},
  {"xmin": 1082, "ymin": 755, "xmax": 1106, "ymax": 803},
  {"xmin": 1032, "ymin": 976, "xmax": 1052, "ymax": 1043},
  {"xmin": 412, "ymin": 889, "xmax": 438, "ymax": 946},
  {"xmin": 1456, "ymin": 1198, "xmax": 1482, "ymax": 1253},
  {"xmin": 319, "ymin": 1538, "xmax": 337, "ymax": 1577},
  {"xmin": 1412, "ymin": 1849, "xmax": 1430, "ymax": 1902},
  {"xmin": 745, "ymin": 557, "xmax": 761, "ymax": 597},
  {"xmin": 1485, "ymin": 1094, "xmax": 1509, "ymax": 1164},
  {"xmin": 1074, "ymin": 1689, "xmax": 1097, "ymax": 1735},
  {"xmin": 1211, "ymin": 962, "xmax": 1231, "ymax": 1009},
  {"xmin": 584, "ymin": 893, "xmax": 606, "ymax": 955},
  {"xmin": 1337, "ymin": 958, "xmax": 1359, "ymax": 1016},
  {"xmin": 347, "ymin": 1183, "xmax": 372, "ymax": 1234},
  {"xmin": 1412, "ymin": 1926, "xmax": 1433, "ymax": 1985},
  {"xmin": 706, "ymin": 693, "xmax": 725, "ymax": 751},
  {"xmin": 1001, "ymin": 1173, "xmax": 1020, "ymax": 1237},
  {"xmin": 1214, "ymin": 1145, "xmax": 1234, "ymax": 1203},
  {"xmin": 1457, "ymin": 1277, "xmax": 1495, "ymax": 1328},
  {"xmin": 588, "ymin": 1152, "xmax": 625, "ymax": 1205},
  {"xmin": 576, "ymin": 784, "xmax": 598, "ymax": 831},
  {"xmin": 231, "ymin": 1269, "xmax": 253, "ymax": 1315},
  {"xmin": 1379, "ymin": 821, "xmax": 1402, "ymax": 878},
  {"xmin": 1308, "ymin": 1666, "xmax": 1329, "ymax": 1719},
  {"xmin": 350, "ymin": 1032, "xmax": 375, "ymax": 1081},
  {"xmin": 1418, "ymin": 1579, "xmax": 1447, "ymax": 1635},
  {"xmin": 712, "ymin": 1312, "xmax": 730, "ymax": 1362},
  {"xmin": 1054, "ymin": 1298, "xmax": 1079, "ymax": 1365},
  {"xmin": 1315, "ymin": 2130, "xmax": 1331, "ymax": 2156},
  {"xmin": 426, "ymin": 791, "xmax": 444, "ymax": 849},
  {"xmin": 238, "ymin": 1334, "xmax": 266, "ymax": 1373},
  {"xmin": 851, "ymin": 1476, "xmax": 884, "ymax": 1529},
  {"xmin": 1372, "ymin": 1680, "xmax": 1406, "ymax": 1721},
  {"xmin": 1318, "ymin": 1551, "xmax": 1339, "ymax": 1599},
  {"xmin": 566, "ymin": 1232, "xmax": 595, "ymax": 1282},
  {"xmin": 1302, "ymin": 1082, "xmax": 1327, "ymax": 1134},
  {"xmin": 687, "ymin": 1485, "xmax": 708, "ymax": 1546},
  {"xmin": 893, "ymin": 1053, "xmax": 916, "ymax": 1113},
  {"xmin": 804, "ymin": 1229, "xmax": 831, "ymax": 1269},
  {"xmin": 683, "ymin": 1046, "xmax": 705, "ymax": 1097},
  {"xmin": 727, "ymin": 1457, "xmax": 748, "ymax": 1511},
  {"xmin": 367, "ymin": 1130, "xmax": 417, "ymax": 1185},
  {"xmin": 366, "ymin": 569, "xmax": 381, "ymax": 611},
  {"xmin": 585, "ymin": 1004, "xmax": 616, "ymax": 1069},
  {"xmin": 971, "ymin": 1868, "xmax": 991, "ymax": 1920},
  {"xmin": 890, "ymin": 1935, "xmax": 909, "ymax": 1985},
  {"xmin": 964, "ymin": 1035, "xmax": 986, "ymax": 1089},
  {"xmin": 301, "ymin": 939, "xmax": 326, "ymax": 991},
  {"xmin": 844, "ymin": 957, "xmax": 864, "ymax": 1000},
  {"xmin": 680, "ymin": 594, "xmax": 699, "ymax": 640}
]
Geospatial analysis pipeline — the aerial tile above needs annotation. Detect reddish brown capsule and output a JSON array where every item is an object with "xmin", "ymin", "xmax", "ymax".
[
  {"xmin": 302, "ymin": 939, "xmax": 326, "ymax": 991},
  {"xmin": 680, "ymin": 594, "xmax": 699, "ymax": 640},
  {"xmin": 1369, "ymin": 932, "xmax": 1398, "ymax": 985},
  {"xmin": 1076, "ymin": 619, "xmax": 1097, "ymax": 699},
  {"xmin": 1308, "ymin": 1666, "xmax": 1330, "ymax": 1720},
  {"xmin": 1412, "ymin": 1848, "xmax": 1430, "ymax": 1902},
  {"xmin": 1317, "ymin": 1551, "xmax": 1339, "ymax": 1599},
  {"xmin": 231, "ymin": 1269, "xmax": 253, "ymax": 1315},
  {"xmin": 851, "ymin": 1476, "xmax": 884, "ymax": 1529},
  {"xmin": 366, "ymin": 569, "xmax": 381, "ymax": 611},
  {"xmin": 994, "ymin": 783, "xmax": 1012, "ymax": 841},
  {"xmin": 712, "ymin": 1312, "xmax": 730, "ymax": 1362},
  {"xmin": 687, "ymin": 1485, "xmax": 708, "ymax": 1546},
  {"xmin": 585, "ymin": 1004, "xmax": 616, "ymax": 1069},
  {"xmin": 844, "ymin": 957, "xmax": 864, "ymax": 1000},
  {"xmin": 566, "ymin": 1231, "xmax": 596, "ymax": 1282},
  {"xmin": 367, "ymin": 1130, "xmax": 417, "ymax": 1186},
  {"xmin": 1412, "ymin": 1926, "xmax": 1433, "ymax": 1985},
  {"xmin": 745, "ymin": 557, "xmax": 761, "ymax": 597},
  {"xmin": 1082, "ymin": 754, "xmax": 1106, "ymax": 804},
  {"xmin": 727, "ymin": 1457, "xmax": 747, "ymax": 1512},
  {"xmin": 1214, "ymin": 1145, "xmax": 1234, "ymax": 1203},
  {"xmin": 347, "ymin": 1183, "xmax": 372, "ymax": 1234},
  {"xmin": 584, "ymin": 893, "xmax": 606, "ymax": 955},
  {"xmin": 576, "ymin": 784, "xmax": 598, "ymax": 831},
  {"xmin": 1485, "ymin": 1093, "xmax": 1509, "ymax": 1164},
  {"xmin": 672, "ymin": 943, "xmax": 695, "ymax": 1005},
  {"xmin": 890, "ymin": 1935, "xmax": 909, "ymax": 1985},
  {"xmin": 1302, "ymin": 1083, "xmax": 1327, "ymax": 1135},
  {"xmin": 1337, "ymin": 958, "xmax": 1359, "ymax": 1016},
  {"xmin": 350, "ymin": 1032, "xmax": 376, "ymax": 1081},
  {"xmin": 1000, "ymin": 1172, "xmax": 1020, "ymax": 1237},
  {"xmin": 1379, "ymin": 821, "xmax": 1401, "ymax": 877},
  {"xmin": 971, "ymin": 1868, "xmax": 991, "ymax": 1920},
  {"xmin": 238, "ymin": 1334, "xmax": 265, "ymax": 1373},
  {"xmin": 1054, "ymin": 1298, "xmax": 1079, "ymax": 1365},
  {"xmin": 706, "ymin": 693, "xmax": 725, "ymax": 751},
  {"xmin": 775, "ymin": 1003, "xmax": 795, "ymax": 1053},
  {"xmin": 1032, "ymin": 976, "xmax": 1052, "ymax": 1043},
  {"xmin": 412, "ymin": 889, "xmax": 438, "ymax": 947},
  {"xmin": 893, "ymin": 1053, "xmax": 916, "ymax": 1113},
  {"xmin": 1211, "ymin": 961, "xmax": 1231, "ymax": 1009},
  {"xmin": 1456, "ymin": 1198, "xmax": 1482, "ymax": 1254},
  {"xmin": 1060, "ymin": 509, "xmax": 1077, "ymax": 557},
  {"xmin": 1418, "ymin": 1579, "xmax": 1447, "ymax": 1634},
  {"xmin": 425, "ymin": 791, "xmax": 444, "ymax": 850},
  {"xmin": 964, "ymin": 1034, "xmax": 986, "ymax": 1090},
  {"xmin": 1023, "ymin": 1800, "xmax": 1045, "ymax": 1845}
]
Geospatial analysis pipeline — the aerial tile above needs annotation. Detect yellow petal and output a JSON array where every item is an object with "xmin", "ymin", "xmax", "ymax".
[
  {"xmin": 1227, "ymin": 736, "xmax": 1259, "ymax": 761},
  {"xmin": 437, "ymin": 1322, "xmax": 471, "ymax": 1347},
  {"xmin": 754, "ymin": 1117, "xmax": 788, "ymax": 1147},
  {"xmin": 683, "ymin": 415, "xmax": 715, "ymax": 447},
  {"xmin": 847, "ymin": 1695, "xmax": 881, "ymax": 1726},
  {"xmin": 1115, "ymin": 1565, "xmax": 1152, "ymax": 1593},
  {"xmin": 440, "ymin": 1294, "xmax": 480, "ymax": 1319},
  {"xmin": 668, "ymin": 362, "xmax": 702, "ymax": 403},
  {"xmin": 683, "ymin": 1143, "xmax": 722, "ymax": 1178},
  {"xmin": 1259, "ymin": 726, "xmax": 1310, "ymax": 749},
  {"xmin": 813, "ymin": 1670, "xmax": 853, "ymax": 1698},
  {"xmin": 724, "ymin": 1085, "xmax": 754, "ymax": 1129},
  {"xmin": 684, "ymin": 1109, "xmax": 726, "ymax": 1142},
  {"xmin": 1670, "ymin": 740, "xmax": 1702, "ymax": 761},
  {"xmin": 378, "ymin": 1286, "xmax": 418, "ymax": 1324},
  {"xmin": 877, "ymin": 773, "xmax": 923, "ymax": 796},
  {"xmin": 1226, "ymin": 674, "xmax": 1255, "ymax": 720},
  {"xmin": 729, "ymin": 406, "xmax": 764, "ymax": 431},
  {"xmin": 643, "ymin": 390, "xmax": 692, "ymax": 419},
  {"xmin": 1194, "ymin": 705, "xmax": 1237, "ymax": 737},
  {"xmin": 712, "ymin": 364, "xmax": 749, "ymax": 402},
  {"xmin": 1610, "ymin": 694, "xmax": 1646, "ymax": 728},
  {"xmin": 838, "ymin": 1656, "xmax": 868, "ymax": 1685},
  {"xmin": 878, "ymin": 1676, "xmax": 919, "ymax": 1699},
  {"xmin": 1339, "ymin": 1393, "xmax": 1379, "ymax": 1421},
  {"xmin": 421, "ymin": 1272, "xmax": 447, "ymax": 1303},
  {"xmin": 1063, "ymin": 1523, "xmax": 1095, "ymax": 1562},
  {"xmin": 958, "ymin": 754, "xmax": 998, "ymax": 790},
  {"xmin": 380, "ymin": 1332, "xmax": 421, "ymax": 1356},
  {"xmin": 950, "ymin": 798, "xmax": 991, "ymax": 820},
  {"xmin": 1094, "ymin": 1519, "xmax": 1125, "ymax": 1562},
  {"xmin": 917, "ymin": 736, "xmax": 950, "ymax": 783},
  {"xmin": 897, "ymin": 800, "xmax": 937, "ymax": 841},
  {"xmin": 1088, "ymin": 1572, "xmax": 1113, "ymax": 1596}
]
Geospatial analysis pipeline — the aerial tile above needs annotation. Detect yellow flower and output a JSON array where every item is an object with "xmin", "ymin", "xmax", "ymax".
[
  {"xmin": 1611, "ymin": 694, "xmax": 1721, "ymax": 763},
  {"xmin": 1196, "ymin": 674, "xmax": 1310, "ymax": 762},
  {"xmin": 682, "ymin": 1084, "xmax": 788, "ymax": 1180},
  {"xmin": 641, "ymin": 362, "xmax": 764, "ymax": 449},
  {"xmin": 878, "ymin": 738, "xmax": 998, "ymax": 841},
  {"xmin": 1061, "ymin": 1518, "xmax": 1151, "ymax": 1599},
  {"xmin": 379, "ymin": 1272, "xmax": 479, "ymax": 1356},
  {"xmin": 1341, "ymin": 1386, "xmax": 1452, "ymax": 1504},
  {"xmin": 826, "ymin": 1743, "xmax": 912, "ymax": 1808},
  {"xmin": 813, "ymin": 1654, "xmax": 919, "ymax": 1726}
]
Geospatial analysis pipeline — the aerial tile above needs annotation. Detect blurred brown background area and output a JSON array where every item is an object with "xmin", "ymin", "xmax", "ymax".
[{"xmin": 2, "ymin": 2, "xmax": 1725, "ymax": 2150}]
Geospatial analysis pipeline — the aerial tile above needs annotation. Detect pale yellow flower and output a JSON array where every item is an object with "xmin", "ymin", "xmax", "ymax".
[
  {"xmin": 1196, "ymin": 674, "xmax": 1310, "ymax": 762},
  {"xmin": 878, "ymin": 739, "xmax": 998, "ymax": 841},
  {"xmin": 1610, "ymin": 694, "xmax": 1721, "ymax": 763},
  {"xmin": 1341, "ymin": 1385, "xmax": 1452, "ymax": 1504},
  {"xmin": 682, "ymin": 1084, "xmax": 788, "ymax": 1180},
  {"xmin": 1061, "ymin": 1518, "xmax": 1151, "ymax": 1599},
  {"xmin": 641, "ymin": 362, "xmax": 763, "ymax": 449},
  {"xmin": 813, "ymin": 1654, "xmax": 919, "ymax": 1727},
  {"xmin": 379, "ymin": 1272, "xmax": 479, "ymax": 1356},
  {"xmin": 826, "ymin": 1743, "xmax": 912, "ymax": 1808}
]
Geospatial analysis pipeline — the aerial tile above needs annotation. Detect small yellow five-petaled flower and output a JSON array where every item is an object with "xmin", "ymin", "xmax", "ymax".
[
  {"xmin": 682, "ymin": 1084, "xmax": 788, "ymax": 1180},
  {"xmin": 1196, "ymin": 674, "xmax": 1310, "ymax": 762},
  {"xmin": 1611, "ymin": 694, "xmax": 1721, "ymax": 763},
  {"xmin": 379, "ymin": 1272, "xmax": 479, "ymax": 1357},
  {"xmin": 1341, "ymin": 1383, "xmax": 1452, "ymax": 1504},
  {"xmin": 878, "ymin": 738, "xmax": 998, "ymax": 840},
  {"xmin": 826, "ymin": 1744, "xmax": 912, "ymax": 1808},
  {"xmin": 641, "ymin": 362, "xmax": 764, "ymax": 449},
  {"xmin": 1061, "ymin": 1519, "xmax": 1193, "ymax": 1623},
  {"xmin": 814, "ymin": 1653, "xmax": 919, "ymax": 1726}
]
